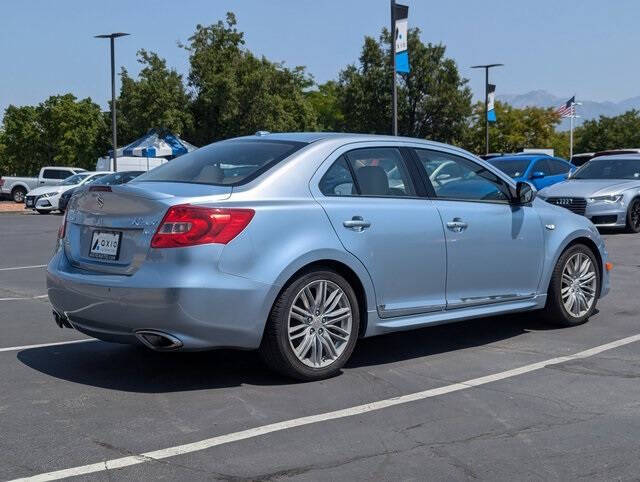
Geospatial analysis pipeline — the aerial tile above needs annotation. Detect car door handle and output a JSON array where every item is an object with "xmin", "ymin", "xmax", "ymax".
[
  {"xmin": 446, "ymin": 218, "xmax": 468, "ymax": 232},
  {"xmin": 343, "ymin": 216, "xmax": 371, "ymax": 231}
]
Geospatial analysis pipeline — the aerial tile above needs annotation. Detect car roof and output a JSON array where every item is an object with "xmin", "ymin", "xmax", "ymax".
[
  {"xmin": 586, "ymin": 154, "xmax": 640, "ymax": 161},
  {"xmin": 234, "ymin": 131, "xmax": 475, "ymax": 157}
]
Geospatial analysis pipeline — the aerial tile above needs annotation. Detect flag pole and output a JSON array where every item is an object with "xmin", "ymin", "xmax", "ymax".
[{"xmin": 569, "ymin": 109, "xmax": 574, "ymax": 161}]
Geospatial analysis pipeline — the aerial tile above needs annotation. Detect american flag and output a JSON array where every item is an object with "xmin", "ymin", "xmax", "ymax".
[{"xmin": 556, "ymin": 96, "xmax": 575, "ymax": 118}]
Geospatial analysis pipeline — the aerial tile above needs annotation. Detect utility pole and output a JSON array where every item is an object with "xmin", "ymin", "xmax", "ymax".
[
  {"xmin": 95, "ymin": 32, "xmax": 130, "ymax": 171},
  {"xmin": 471, "ymin": 63, "xmax": 503, "ymax": 155}
]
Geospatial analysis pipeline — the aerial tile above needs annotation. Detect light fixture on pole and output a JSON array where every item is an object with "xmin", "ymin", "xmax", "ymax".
[
  {"xmin": 95, "ymin": 32, "xmax": 130, "ymax": 172},
  {"xmin": 471, "ymin": 63, "xmax": 503, "ymax": 155}
]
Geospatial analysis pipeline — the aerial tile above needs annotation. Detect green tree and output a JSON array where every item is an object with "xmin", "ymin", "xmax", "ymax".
[
  {"xmin": 336, "ymin": 28, "xmax": 472, "ymax": 143},
  {"xmin": 184, "ymin": 13, "xmax": 317, "ymax": 145},
  {"xmin": 306, "ymin": 80, "xmax": 344, "ymax": 131},
  {"xmin": 574, "ymin": 110, "xmax": 640, "ymax": 153},
  {"xmin": 0, "ymin": 105, "xmax": 42, "ymax": 175},
  {"xmin": 0, "ymin": 94, "xmax": 108, "ymax": 175},
  {"xmin": 118, "ymin": 49, "xmax": 193, "ymax": 145},
  {"xmin": 462, "ymin": 101, "xmax": 562, "ymax": 156}
]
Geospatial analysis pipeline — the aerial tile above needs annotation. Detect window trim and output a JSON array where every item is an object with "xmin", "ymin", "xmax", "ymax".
[{"xmin": 411, "ymin": 147, "xmax": 515, "ymax": 205}]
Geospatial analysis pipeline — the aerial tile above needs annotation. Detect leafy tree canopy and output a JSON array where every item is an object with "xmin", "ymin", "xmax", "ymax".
[{"xmin": 118, "ymin": 49, "xmax": 193, "ymax": 145}]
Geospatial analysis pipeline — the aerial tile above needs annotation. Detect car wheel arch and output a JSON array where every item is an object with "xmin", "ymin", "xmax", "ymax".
[
  {"xmin": 268, "ymin": 257, "xmax": 372, "ymax": 339},
  {"xmin": 550, "ymin": 236, "xmax": 603, "ymax": 290}
]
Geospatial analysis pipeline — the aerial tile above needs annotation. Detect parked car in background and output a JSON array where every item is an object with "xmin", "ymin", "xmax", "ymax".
[
  {"xmin": 0, "ymin": 166, "xmax": 86, "ymax": 203},
  {"xmin": 539, "ymin": 154, "xmax": 640, "ymax": 232},
  {"xmin": 570, "ymin": 152, "xmax": 595, "ymax": 167},
  {"xmin": 25, "ymin": 172, "xmax": 111, "ymax": 214},
  {"xmin": 488, "ymin": 155, "xmax": 575, "ymax": 190},
  {"xmin": 48, "ymin": 133, "xmax": 609, "ymax": 381},
  {"xmin": 58, "ymin": 171, "xmax": 144, "ymax": 212}
]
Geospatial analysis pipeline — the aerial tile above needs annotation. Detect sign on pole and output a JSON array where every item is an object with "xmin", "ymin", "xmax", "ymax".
[
  {"xmin": 487, "ymin": 84, "xmax": 497, "ymax": 122},
  {"xmin": 394, "ymin": 4, "xmax": 410, "ymax": 73}
]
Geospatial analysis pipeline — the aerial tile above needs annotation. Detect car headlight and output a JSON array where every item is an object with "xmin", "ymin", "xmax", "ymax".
[
  {"xmin": 39, "ymin": 192, "xmax": 58, "ymax": 198},
  {"xmin": 587, "ymin": 194, "xmax": 623, "ymax": 203}
]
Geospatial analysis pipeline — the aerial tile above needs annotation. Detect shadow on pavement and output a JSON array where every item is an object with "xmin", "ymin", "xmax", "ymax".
[{"xmin": 17, "ymin": 311, "xmax": 557, "ymax": 393}]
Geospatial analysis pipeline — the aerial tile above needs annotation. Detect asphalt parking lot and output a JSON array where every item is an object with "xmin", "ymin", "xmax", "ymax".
[{"xmin": 1, "ymin": 212, "xmax": 639, "ymax": 481}]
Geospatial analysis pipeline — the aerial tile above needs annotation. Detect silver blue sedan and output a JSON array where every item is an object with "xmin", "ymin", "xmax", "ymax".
[
  {"xmin": 47, "ymin": 133, "xmax": 610, "ymax": 380},
  {"xmin": 539, "ymin": 154, "xmax": 640, "ymax": 232}
]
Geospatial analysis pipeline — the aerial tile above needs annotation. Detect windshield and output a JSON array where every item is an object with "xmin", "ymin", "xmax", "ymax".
[
  {"xmin": 61, "ymin": 173, "xmax": 90, "ymax": 185},
  {"xmin": 573, "ymin": 158, "xmax": 640, "ymax": 180},
  {"xmin": 488, "ymin": 159, "xmax": 530, "ymax": 178},
  {"xmin": 135, "ymin": 139, "xmax": 305, "ymax": 186}
]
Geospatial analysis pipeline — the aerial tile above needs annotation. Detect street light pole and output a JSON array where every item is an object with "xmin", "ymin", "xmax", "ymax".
[
  {"xmin": 471, "ymin": 63, "xmax": 503, "ymax": 155},
  {"xmin": 95, "ymin": 32, "xmax": 130, "ymax": 172},
  {"xmin": 391, "ymin": 0, "xmax": 397, "ymax": 136}
]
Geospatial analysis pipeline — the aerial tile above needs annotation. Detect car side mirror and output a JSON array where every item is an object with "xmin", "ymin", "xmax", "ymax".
[
  {"xmin": 514, "ymin": 181, "xmax": 536, "ymax": 204},
  {"xmin": 530, "ymin": 171, "xmax": 545, "ymax": 179}
]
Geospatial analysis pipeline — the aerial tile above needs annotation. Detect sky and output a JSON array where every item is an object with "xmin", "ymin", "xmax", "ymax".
[{"xmin": 1, "ymin": 0, "xmax": 639, "ymax": 117}]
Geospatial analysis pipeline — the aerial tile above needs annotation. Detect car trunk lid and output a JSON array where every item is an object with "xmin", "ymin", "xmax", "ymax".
[{"xmin": 64, "ymin": 182, "xmax": 232, "ymax": 275}]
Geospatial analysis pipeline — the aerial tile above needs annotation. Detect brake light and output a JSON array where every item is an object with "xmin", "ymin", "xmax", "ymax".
[
  {"xmin": 58, "ymin": 210, "xmax": 67, "ymax": 240},
  {"xmin": 0, "ymin": 177, "xmax": 4, "ymax": 187},
  {"xmin": 151, "ymin": 204, "xmax": 254, "ymax": 248}
]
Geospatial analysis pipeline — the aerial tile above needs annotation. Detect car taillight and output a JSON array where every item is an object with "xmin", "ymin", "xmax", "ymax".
[
  {"xmin": 0, "ymin": 178, "xmax": 4, "ymax": 187},
  {"xmin": 151, "ymin": 204, "xmax": 255, "ymax": 248},
  {"xmin": 58, "ymin": 210, "xmax": 67, "ymax": 240}
]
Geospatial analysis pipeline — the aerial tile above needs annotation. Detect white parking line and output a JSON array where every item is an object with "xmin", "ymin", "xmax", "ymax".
[
  {"xmin": 0, "ymin": 294, "xmax": 48, "ymax": 302},
  {"xmin": 0, "ymin": 339, "xmax": 93, "ymax": 353},
  {"xmin": 10, "ymin": 333, "xmax": 640, "ymax": 482},
  {"xmin": 0, "ymin": 264, "xmax": 47, "ymax": 272}
]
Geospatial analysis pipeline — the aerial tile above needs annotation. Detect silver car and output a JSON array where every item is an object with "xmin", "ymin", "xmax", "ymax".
[
  {"xmin": 539, "ymin": 154, "xmax": 640, "ymax": 232},
  {"xmin": 47, "ymin": 133, "xmax": 610, "ymax": 380}
]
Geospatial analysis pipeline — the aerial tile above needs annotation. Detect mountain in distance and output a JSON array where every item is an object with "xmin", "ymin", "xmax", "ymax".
[{"xmin": 498, "ymin": 90, "xmax": 640, "ymax": 129}]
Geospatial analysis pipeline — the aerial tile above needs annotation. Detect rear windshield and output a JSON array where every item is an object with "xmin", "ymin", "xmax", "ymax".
[
  {"xmin": 488, "ymin": 159, "xmax": 530, "ymax": 178},
  {"xmin": 135, "ymin": 139, "xmax": 305, "ymax": 186}
]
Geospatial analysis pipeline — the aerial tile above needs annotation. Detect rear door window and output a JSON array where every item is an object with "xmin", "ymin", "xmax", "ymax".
[
  {"xmin": 135, "ymin": 139, "xmax": 305, "ymax": 186},
  {"xmin": 319, "ymin": 156, "xmax": 356, "ymax": 196},
  {"xmin": 42, "ymin": 169, "xmax": 67, "ymax": 179},
  {"xmin": 345, "ymin": 148, "xmax": 416, "ymax": 197}
]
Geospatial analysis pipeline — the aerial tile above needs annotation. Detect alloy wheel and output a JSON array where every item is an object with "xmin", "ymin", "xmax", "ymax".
[
  {"xmin": 287, "ymin": 280, "xmax": 353, "ymax": 368},
  {"xmin": 561, "ymin": 252, "xmax": 597, "ymax": 318}
]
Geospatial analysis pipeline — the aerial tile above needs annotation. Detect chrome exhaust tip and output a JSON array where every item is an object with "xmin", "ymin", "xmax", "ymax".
[
  {"xmin": 52, "ymin": 310, "xmax": 73, "ymax": 329},
  {"xmin": 135, "ymin": 330, "xmax": 183, "ymax": 351}
]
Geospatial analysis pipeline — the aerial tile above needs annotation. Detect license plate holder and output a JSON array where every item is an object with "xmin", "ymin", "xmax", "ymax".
[{"xmin": 89, "ymin": 230, "xmax": 122, "ymax": 261}]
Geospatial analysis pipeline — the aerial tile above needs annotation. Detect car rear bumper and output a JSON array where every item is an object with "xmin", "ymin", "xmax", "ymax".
[{"xmin": 46, "ymin": 247, "xmax": 276, "ymax": 350}]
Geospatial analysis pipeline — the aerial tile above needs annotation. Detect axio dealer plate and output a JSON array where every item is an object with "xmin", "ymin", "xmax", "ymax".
[{"xmin": 89, "ymin": 230, "xmax": 122, "ymax": 260}]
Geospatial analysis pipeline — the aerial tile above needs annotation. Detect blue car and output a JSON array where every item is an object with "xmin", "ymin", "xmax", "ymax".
[{"xmin": 488, "ymin": 155, "xmax": 575, "ymax": 190}]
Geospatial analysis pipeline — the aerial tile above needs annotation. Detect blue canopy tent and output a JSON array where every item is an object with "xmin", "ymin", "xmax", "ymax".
[
  {"xmin": 98, "ymin": 129, "xmax": 197, "ymax": 171},
  {"xmin": 121, "ymin": 129, "xmax": 197, "ymax": 159}
]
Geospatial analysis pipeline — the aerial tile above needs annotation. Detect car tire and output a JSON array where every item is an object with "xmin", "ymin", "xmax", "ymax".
[
  {"xmin": 12, "ymin": 187, "xmax": 27, "ymax": 203},
  {"xmin": 625, "ymin": 198, "xmax": 640, "ymax": 233},
  {"xmin": 260, "ymin": 268, "xmax": 360, "ymax": 381},
  {"xmin": 36, "ymin": 209, "xmax": 50, "ymax": 215},
  {"xmin": 543, "ymin": 244, "xmax": 600, "ymax": 327}
]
